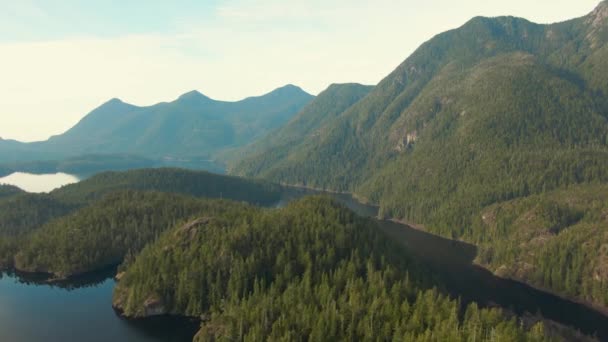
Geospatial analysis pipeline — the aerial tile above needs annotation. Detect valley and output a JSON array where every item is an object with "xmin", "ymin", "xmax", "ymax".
[{"xmin": 1, "ymin": 2, "xmax": 608, "ymax": 341}]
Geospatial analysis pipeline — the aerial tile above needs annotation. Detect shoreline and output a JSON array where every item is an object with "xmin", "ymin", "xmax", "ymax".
[
  {"xmin": 474, "ymin": 259, "xmax": 608, "ymax": 317},
  {"xmin": 280, "ymin": 183, "xmax": 608, "ymax": 319}
]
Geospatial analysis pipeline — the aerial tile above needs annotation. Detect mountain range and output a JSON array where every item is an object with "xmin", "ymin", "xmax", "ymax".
[
  {"xmin": 0, "ymin": 84, "xmax": 313, "ymax": 164},
  {"xmin": 231, "ymin": 1, "xmax": 608, "ymax": 310},
  {"xmin": 2, "ymin": 0, "xmax": 608, "ymax": 319}
]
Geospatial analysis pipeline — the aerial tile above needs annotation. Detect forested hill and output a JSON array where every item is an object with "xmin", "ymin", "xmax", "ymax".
[
  {"xmin": 230, "ymin": 2, "xmax": 608, "ymax": 310},
  {"xmin": 0, "ymin": 168, "xmax": 281, "ymax": 271},
  {"xmin": 50, "ymin": 168, "xmax": 281, "ymax": 206},
  {"xmin": 0, "ymin": 168, "xmax": 280, "ymax": 239},
  {"xmin": 12, "ymin": 191, "xmax": 255, "ymax": 278},
  {"xmin": 114, "ymin": 196, "xmax": 554, "ymax": 341},
  {"xmin": 0, "ymin": 184, "xmax": 24, "ymax": 199},
  {"xmin": 0, "ymin": 85, "xmax": 313, "ymax": 163}
]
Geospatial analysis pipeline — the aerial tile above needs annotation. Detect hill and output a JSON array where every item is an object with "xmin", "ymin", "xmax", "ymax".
[
  {"xmin": 474, "ymin": 184, "xmax": 608, "ymax": 310},
  {"xmin": 113, "ymin": 197, "xmax": 551, "ymax": 341},
  {"xmin": 50, "ymin": 168, "xmax": 281, "ymax": 205},
  {"xmin": 13, "ymin": 191, "xmax": 253, "ymax": 277},
  {"xmin": 0, "ymin": 85, "xmax": 313, "ymax": 165},
  {"xmin": 231, "ymin": 2, "xmax": 608, "ymax": 309},
  {"xmin": 0, "ymin": 168, "xmax": 281, "ymax": 270},
  {"xmin": 0, "ymin": 184, "xmax": 24, "ymax": 199}
]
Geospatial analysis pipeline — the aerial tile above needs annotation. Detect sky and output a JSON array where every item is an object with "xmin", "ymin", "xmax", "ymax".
[{"xmin": 0, "ymin": 0, "xmax": 601, "ymax": 142}]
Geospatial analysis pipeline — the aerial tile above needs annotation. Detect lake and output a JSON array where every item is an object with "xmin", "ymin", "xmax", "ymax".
[
  {"xmin": 0, "ymin": 269, "xmax": 199, "ymax": 342},
  {"xmin": 0, "ymin": 172, "xmax": 80, "ymax": 193},
  {"xmin": 1, "ymin": 178, "xmax": 607, "ymax": 341}
]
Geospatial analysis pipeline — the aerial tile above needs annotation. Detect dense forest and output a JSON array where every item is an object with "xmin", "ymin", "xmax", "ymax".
[
  {"xmin": 0, "ymin": 168, "xmax": 279, "ymax": 239},
  {"xmin": 0, "ymin": 184, "xmax": 24, "ymax": 198},
  {"xmin": 14, "ymin": 191, "xmax": 253, "ymax": 277},
  {"xmin": 115, "ymin": 197, "xmax": 557, "ymax": 341},
  {"xmin": 472, "ymin": 184, "xmax": 608, "ymax": 309},
  {"xmin": 229, "ymin": 2, "xmax": 608, "ymax": 309},
  {"xmin": 0, "ymin": 168, "xmax": 281, "ymax": 275},
  {"xmin": 229, "ymin": 83, "xmax": 373, "ymax": 173},
  {"xmin": 51, "ymin": 168, "xmax": 281, "ymax": 206}
]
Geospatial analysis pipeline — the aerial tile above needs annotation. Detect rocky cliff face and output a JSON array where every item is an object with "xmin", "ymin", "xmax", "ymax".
[{"xmin": 586, "ymin": 1, "xmax": 608, "ymax": 48}]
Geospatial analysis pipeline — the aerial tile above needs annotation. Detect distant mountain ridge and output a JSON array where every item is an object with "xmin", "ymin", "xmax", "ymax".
[
  {"xmin": 0, "ymin": 85, "xmax": 313, "ymax": 164},
  {"xmin": 228, "ymin": 83, "xmax": 373, "ymax": 171}
]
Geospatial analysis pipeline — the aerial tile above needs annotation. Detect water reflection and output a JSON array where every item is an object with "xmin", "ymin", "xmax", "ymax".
[
  {"xmin": 0, "ymin": 269, "xmax": 199, "ymax": 342},
  {"xmin": 0, "ymin": 172, "xmax": 80, "ymax": 193},
  {"xmin": 5, "ymin": 265, "xmax": 117, "ymax": 291}
]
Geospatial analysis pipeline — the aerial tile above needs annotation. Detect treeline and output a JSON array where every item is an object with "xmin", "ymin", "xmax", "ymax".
[
  {"xmin": 14, "ymin": 191, "xmax": 253, "ymax": 278},
  {"xmin": 0, "ymin": 184, "xmax": 24, "ymax": 199},
  {"xmin": 0, "ymin": 168, "xmax": 280, "ymax": 236},
  {"xmin": 115, "ymin": 197, "xmax": 553, "ymax": 341},
  {"xmin": 51, "ymin": 168, "xmax": 280, "ymax": 206},
  {"xmin": 0, "ymin": 168, "xmax": 281, "ymax": 275}
]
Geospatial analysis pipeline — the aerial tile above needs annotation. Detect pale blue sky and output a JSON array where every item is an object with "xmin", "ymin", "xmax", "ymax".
[{"xmin": 0, "ymin": 0, "xmax": 602, "ymax": 141}]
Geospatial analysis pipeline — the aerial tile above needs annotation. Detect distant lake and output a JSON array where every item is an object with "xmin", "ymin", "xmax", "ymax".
[
  {"xmin": 0, "ymin": 172, "xmax": 80, "ymax": 193},
  {"xmin": 0, "ymin": 270, "xmax": 198, "ymax": 342}
]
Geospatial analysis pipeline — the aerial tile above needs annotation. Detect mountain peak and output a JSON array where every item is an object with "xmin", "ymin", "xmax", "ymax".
[
  {"xmin": 266, "ymin": 84, "xmax": 312, "ymax": 99},
  {"xmin": 271, "ymin": 84, "xmax": 305, "ymax": 94},
  {"xmin": 96, "ymin": 97, "xmax": 131, "ymax": 111},
  {"xmin": 177, "ymin": 90, "xmax": 211, "ymax": 102},
  {"xmin": 107, "ymin": 97, "xmax": 124, "ymax": 104}
]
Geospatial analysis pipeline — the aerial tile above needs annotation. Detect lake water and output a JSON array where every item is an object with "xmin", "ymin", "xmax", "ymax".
[
  {"xmin": 1, "ymin": 179, "xmax": 607, "ymax": 341},
  {"xmin": 0, "ymin": 269, "xmax": 198, "ymax": 342},
  {"xmin": 0, "ymin": 172, "xmax": 80, "ymax": 193}
]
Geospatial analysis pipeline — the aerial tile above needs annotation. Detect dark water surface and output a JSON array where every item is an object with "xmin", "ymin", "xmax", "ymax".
[
  {"xmin": 0, "ymin": 269, "xmax": 199, "ymax": 342},
  {"xmin": 287, "ymin": 189, "xmax": 608, "ymax": 340}
]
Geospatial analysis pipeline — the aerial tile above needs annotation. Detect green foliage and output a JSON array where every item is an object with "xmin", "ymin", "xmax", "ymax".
[
  {"xmin": 0, "ymin": 193, "xmax": 74, "ymax": 237},
  {"xmin": 474, "ymin": 184, "xmax": 608, "ymax": 308},
  {"xmin": 230, "ymin": 3, "xmax": 608, "ymax": 309},
  {"xmin": 51, "ymin": 168, "xmax": 281, "ymax": 206},
  {"xmin": 115, "ymin": 197, "xmax": 554, "ymax": 341},
  {"xmin": 0, "ymin": 184, "xmax": 24, "ymax": 199},
  {"xmin": 230, "ymin": 83, "xmax": 373, "ymax": 175},
  {"xmin": 0, "ymin": 168, "xmax": 281, "ymax": 274},
  {"xmin": 13, "ymin": 191, "xmax": 252, "ymax": 277}
]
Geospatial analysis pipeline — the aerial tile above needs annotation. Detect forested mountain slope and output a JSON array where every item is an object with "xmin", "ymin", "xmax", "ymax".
[
  {"xmin": 114, "ymin": 197, "xmax": 554, "ymax": 341},
  {"xmin": 229, "ymin": 83, "xmax": 373, "ymax": 174},
  {"xmin": 473, "ymin": 184, "xmax": 608, "ymax": 310},
  {"xmin": 232, "ymin": 2, "xmax": 608, "ymax": 309}
]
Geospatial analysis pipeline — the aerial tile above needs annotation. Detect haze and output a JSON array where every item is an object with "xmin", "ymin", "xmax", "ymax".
[{"xmin": 0, "ymin": 0, "xmax": 600, "ymax": 142}]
